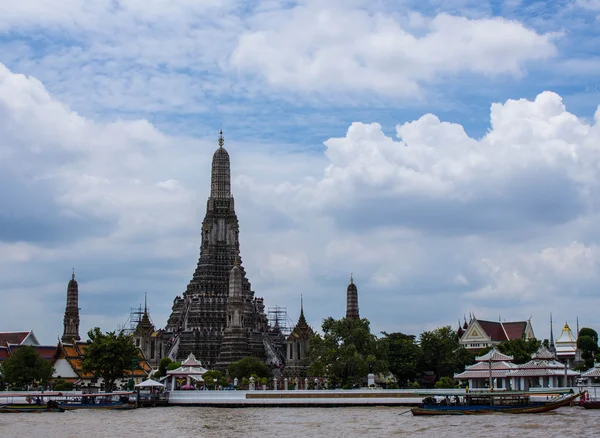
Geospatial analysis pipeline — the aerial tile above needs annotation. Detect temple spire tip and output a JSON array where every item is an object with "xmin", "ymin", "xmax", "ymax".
[{"xmin": 218, "ymin": 130, "xmax": 224, "ymax": 148}]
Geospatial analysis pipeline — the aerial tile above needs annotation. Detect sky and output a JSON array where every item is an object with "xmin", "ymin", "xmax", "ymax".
[{"xmin": 1, "ymin": 0, "xmax": 600, "ymax": 345}]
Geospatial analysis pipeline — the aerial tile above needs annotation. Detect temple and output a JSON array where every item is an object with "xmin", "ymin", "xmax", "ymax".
[
  {"xmin": 162, "ymin": 132, "xmax": 280, "ymax": 369},
  {"xmin": 458, "ymin": 315, "xmax": 535, "ymax": 352},
  {"xmin": 284, "ymin": 297, "xmax": 314, "ymax": 378},
  {"xmin": 133, "ymin": 294, "xmax": 162, "ymax": 368},
  {"xmin": 61, "ymin": 271, "xmax": 81, "ymax": 343},
  {"xmin": 346, "ymin": 274, "xmax": 359, "ymax": 320},
  {"xmin": 555, "ymin": 322, "xmax": 577, "ymax": 366}
]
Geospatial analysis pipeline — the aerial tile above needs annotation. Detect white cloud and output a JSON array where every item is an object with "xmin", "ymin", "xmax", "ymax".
[
  {"xmin": 231, "ymin": 6, "xmax": 557, "ymax": 97},
  {"xmin": 576, "ymin": 0, "xmax": 600, "ymax": 11},
  {"xmin": 3, "ymin": 61, "xmax": 600, "ymax": 343},
  {"xmin": 0, "ymin": 1, "xmax": 560, "ymax": 113},
  {"xmin": 284, "ymin": 91, "xmax": 600, "ymax": 238}
]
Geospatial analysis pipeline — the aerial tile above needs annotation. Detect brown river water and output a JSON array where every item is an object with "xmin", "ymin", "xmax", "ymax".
[{"xmin": 1, "ymin": 406, "xmax": 599, "ymax": 438}]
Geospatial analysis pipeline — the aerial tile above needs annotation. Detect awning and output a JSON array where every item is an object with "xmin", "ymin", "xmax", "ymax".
[{"xmin": 135, "ymin": 379, "xmax": 165, "ymax": 388}]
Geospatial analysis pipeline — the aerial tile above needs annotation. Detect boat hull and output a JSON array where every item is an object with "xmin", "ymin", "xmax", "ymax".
[
  {"xmin": 411, "ymin": 393, "xmax": 579, "ymax": 416},
  {"xmin": 581, "ymin": 402, "xmax": 600, "ymax": 409},
  {"xmin": 60, "ymin": 402, "xmax": 136, "ymax": 411},
  {"xmin": 0, "ymin": 404, "xmax": 65, "ymax": 413}
]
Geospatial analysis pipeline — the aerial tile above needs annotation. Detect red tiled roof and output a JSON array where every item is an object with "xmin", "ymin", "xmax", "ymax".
[
  {"xmin": 0, "ymin": 331, "xmax": 30, "ymax": 346},
  {"xmin": 502, "ymin": 322, "xmax": 527, "ymax": 340},
  {"xmin": 33, "ymin": 346, "xmax": 59, "ymax": 360},
  {"xmin": 7, "ymin": 344, "xmax": 57, "ymax": 359},
  {"xmin": 477, "ymin": 321, "xmax": 507, "ymax": 342},
  {"xmin": 476, "ymin": 320, "xmax": 527, "ymax": 342}
]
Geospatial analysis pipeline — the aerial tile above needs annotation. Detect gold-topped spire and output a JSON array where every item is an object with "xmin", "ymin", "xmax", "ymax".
[{"xmin": 218, "ymin": 130, "xmax": 224, "ymax": 148}]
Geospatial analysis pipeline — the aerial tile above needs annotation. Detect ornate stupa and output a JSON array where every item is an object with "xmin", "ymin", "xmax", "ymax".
[
  {"xmin": 61, "ymin": 270, "xmax": 81, "ymax": 343},
  {"xmin": 163, "ymin": 132, "xmax": 274, "ymax": 367},
  {"xmin": 345, "ymin": 274, "xmax": 360, "ymax": 320}
]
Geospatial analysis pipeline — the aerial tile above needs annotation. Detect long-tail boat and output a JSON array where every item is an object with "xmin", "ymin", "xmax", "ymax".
[
  {"xmin": 410, "ymin": 389, "xmax": 579, "ymax": 416},
  {"xmin": 0, "ymin": 391, "xmax": 135, "ymax": 412},
  {"xmin": 0, "ymin": 396, "xmax": 65, "ymax": 413}
]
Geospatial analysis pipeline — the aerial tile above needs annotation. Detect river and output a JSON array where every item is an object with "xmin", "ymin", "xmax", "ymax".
[{"xmin": 1, "ymin": 406, "xmax": 598, "ymax": 437}]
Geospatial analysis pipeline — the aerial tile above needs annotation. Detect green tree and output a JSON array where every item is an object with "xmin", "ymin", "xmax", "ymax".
[
  {"xmin": 228, "ymin": 356, "xmax": 271, "ymax": 380},
  {"xmin": 202, "ymin": 370, "xmax": 227, "ymax": 388},
  {"xmin": 154, "ymin": 357, "xmax": 173, "ymax": 378},
  {"xmin": 497, "ymin": 338, "xmax": 541, "ymax": 364},
  {"xmin": 419, "ymin": 326, "xmax": 473, "ymax": 384},
  {"xmin": 434, "ymin": 376, "xmax": 458, "ymax": 389},
  {"xmin": 0, "ymin": 364, "xmax": 5, "ymax": 390},
  {"xmin": 81, "ymin": 327, "xmax": 140, "ymax": 393},
  {"xmin": 380, "ymin": 332, "xmax": 421, "ymax": 387},
  {"xmin": 167, "ymin": 361, "xmax": 182, "ymax": 371},
  {"xmin": 308, "ymin": 317, "xmax": 387, "ymax": 388},
  {"xmin": 577, "ymin": 328, "xmax": 599, "ymax": 369},
  {"xmin": 2, "ymin": 345, "xmax": 54, "ymax": 389}
]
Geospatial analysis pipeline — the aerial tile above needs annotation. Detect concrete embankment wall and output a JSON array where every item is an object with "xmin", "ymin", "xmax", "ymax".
[{"xmin": 168, "ymin": 389, "xmax": 423, "ymax": 407}]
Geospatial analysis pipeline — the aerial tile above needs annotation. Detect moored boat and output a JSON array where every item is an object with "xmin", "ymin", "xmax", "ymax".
[
  {"xmin": 0, "ymin": 399, "xmax": 64, "ymax": 413},
  {"xmin": 0, "ymin": 391, "xmax": 135, "ymax": 412},
  {"xmin": 55, "ymin": 391, "xmax": 136, "ymax": 410},
  {"xmin": 411, "ymin": 390, "xmax": 579, "ymax": 416}
]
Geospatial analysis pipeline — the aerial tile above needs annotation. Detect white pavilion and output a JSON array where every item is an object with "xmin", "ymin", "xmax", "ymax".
[
  {"xmin": 509, "ymin": 346, "xmax": 579, "ymax": 389},
  {"xmin": 454, "ymin": 346, "xmax": 581, "ymax": 390},
  {"xmin": 166, "ymin": 353, "xmax": 208, "ymax": 390},
  {"xmin": 454, "ymin": 348, "xmax": 517, "ymax": 389}
]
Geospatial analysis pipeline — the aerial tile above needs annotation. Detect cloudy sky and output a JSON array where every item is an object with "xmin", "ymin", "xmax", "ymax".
[{"xmin": 1, "ymin": 0, "xmax": 600, "ymax": 345}]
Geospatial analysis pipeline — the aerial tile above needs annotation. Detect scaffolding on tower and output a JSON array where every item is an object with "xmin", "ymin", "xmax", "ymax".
[
  {"xmin": 267, "ymin": 306, "xmax": 293, "ymax": 336},
  {"xmin": 117, "ymin": 304, "xmax": 150, "ymax": 335}
]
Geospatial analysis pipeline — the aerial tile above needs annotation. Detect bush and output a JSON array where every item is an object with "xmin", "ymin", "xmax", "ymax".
[
  {"xmin": 54, "ymin": 381, "xmax": 74, "ymax": 391},
  {"xmin": 434, "ymin": 376, "xmax": 458, "ymax": 389}
]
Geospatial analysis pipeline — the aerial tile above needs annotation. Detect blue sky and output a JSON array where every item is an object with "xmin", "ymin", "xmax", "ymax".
[{"xmin": 1, "ymin": 0, "xmax": 600, "ymax": 344}]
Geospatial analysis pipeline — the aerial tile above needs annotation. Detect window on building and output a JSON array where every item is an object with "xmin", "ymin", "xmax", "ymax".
[
  {"xmin": 135, "ymin": 338, "xmax": 140, "ymax": 347},
  {"xmin": 150, "ymin": 340, "xmax": 155, "ymax": 359},
  {"xmin": 297, "ymin": 342, "xmax": 301, "ymax": 360},
  {"xmin": 289, "ymin": 343, "xmax": 293, "ymax": 360}
]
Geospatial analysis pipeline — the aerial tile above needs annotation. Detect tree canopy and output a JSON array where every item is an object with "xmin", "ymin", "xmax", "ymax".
[
  {"xmin": 577, "ymin": 327, "xmax": 599, "ymax": 369},
  {"xmin": 497, "ymin": 338, "xmax": 541, "ymax": 364},
  {"xmin": 308, "ymin": 317, "xmax": 387, "ymax": 388},
  {"xmin": 380, "ymin": 332, "xmax": 420, "ymax": 387},
  {"xmin": 1, "ymin": 345, "xmax": 54, "ymax": 389},
  {"xmin": 228, "ymin": 356, "xmax": 271, "ymax": 380},
  {"xmin": 154, "ymin": 357, "xmax": 172, "ymax": 379},
  {"xmin": 418, "ymin": 326, "xmax": 473, "ymax": 383},
  {"xmin": 81, "ymin": 327, "xmax": 140, "ymax": 392},
  {"xmin": 202, "ymin": 370, "xmax": 227, "ymax": 388}
]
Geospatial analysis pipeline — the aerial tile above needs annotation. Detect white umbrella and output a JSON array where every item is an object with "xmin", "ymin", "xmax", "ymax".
[{"xmin": 135, "ymin": 379, "xmax": 165, "ymax": 388}]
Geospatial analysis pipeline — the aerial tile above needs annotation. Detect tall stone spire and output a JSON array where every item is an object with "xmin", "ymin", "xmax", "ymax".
[
  {"xmin": 210, "ymin": 130, "xmax": 231, "ymax": 200},
  {"xmin": 61, "ymin": 269, "xmax": 81, "ymax": 343},
  {"xmin": 164, "ymin": 131, "xmax": 270, "ymax": 366},
  {"xmin": 346, "ymin": 273, "xmax": 360, "ymax": 320}
]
